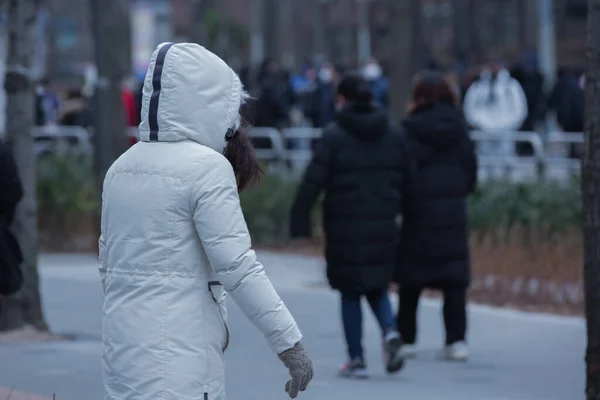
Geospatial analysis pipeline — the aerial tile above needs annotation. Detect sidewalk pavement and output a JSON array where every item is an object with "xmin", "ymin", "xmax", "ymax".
[{"xmin": 0, "ymin": 251, "xmax": 586, "ymax": 400}]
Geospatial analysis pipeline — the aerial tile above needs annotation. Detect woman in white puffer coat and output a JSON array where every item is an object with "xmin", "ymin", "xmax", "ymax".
[{"xmin": 98, "ymin": 43, "xmax": 313, "ymax": 400}]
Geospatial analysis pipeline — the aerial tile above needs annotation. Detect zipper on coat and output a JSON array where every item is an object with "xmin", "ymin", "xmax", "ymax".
[{"xmin": 208, "ymin": 281, "xmax": 230, "ymax": 352}]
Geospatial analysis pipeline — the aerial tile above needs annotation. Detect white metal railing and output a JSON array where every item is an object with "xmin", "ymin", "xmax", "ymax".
[
  {"xmin": 31, "ymin": 125, "xmax": 586, "ymax": 183},
  {"xmin": 280, "ymin": 127, "xmax": 322, "ymax": 173},
  {"xmin": 33, "ymin": 125, "xmax": 93, "ymax": 157},
  {"xmin": 248, "ymin": 127, "xmax": 288, "ymax": 171},
  {"xmin": 470, "ymin": 130, "xmax": 545, "ymax": 182},
  {"xmin": 544, "ymin": 131, "xmax": 583, "ymax": 181},
  {"xmin": 249, "ymin": 127, "xmax": 585, "ymax": 182}
]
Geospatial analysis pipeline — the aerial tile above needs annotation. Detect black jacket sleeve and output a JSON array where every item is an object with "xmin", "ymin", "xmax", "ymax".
[
  {"xmin": 397, "ymin": 129, "xmax": 417, "ymax": 218},
  {"xmin": 462, "ymin": 137, "xmax": 478, "ymax": 194},
  {"xmin": 0, "ymin": 143, "xmax": 23, "ymax": 224},
  {"xmin": 289, "ymin": 128, "xmax": 335, "ymax": 238}
]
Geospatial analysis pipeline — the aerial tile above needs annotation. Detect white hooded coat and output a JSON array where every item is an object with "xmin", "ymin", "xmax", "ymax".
[
  {"xmin": 98, "ymin": 43, "xmax": 302, "ymax": 400},
  {"xmin": 463, "ymin": 68, "xmax": 528, "ymax": 131}
]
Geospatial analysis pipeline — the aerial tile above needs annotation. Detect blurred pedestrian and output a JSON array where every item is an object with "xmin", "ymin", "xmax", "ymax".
[
  {"xmin": 307, "ymin": 62, "xmax": 337, "ymax": 128},
  {"xmin": 0, "ymin": 140, "xmax": 23, "ymax": 296},
  {"xmin": 510, "ymin": 50, "xmax": 545, "ymax": 132},
  {"xmin": 291, "ymin": 73, "xmax": 410, "ymax": 378},
  {"xmin": 548, "ymin": 68, "xmax": 585, "ymax": 158},
  {"xmin": 395, "ymin": 71, "xmax": 477, "ymax": 362},
  {"xmin": 59, "ymin": 88, "xmax": 90, "ymax": 127},
  {"xmin": 549, "ymin": 68, "xmax": 584, "ymax": 134},
  {"xmin": 254, "ymin": 58, "xmax": 291, "ymax": 128},
  {"xmin": 99, "ymin": 43, "xmax": 313, "ymax": 400},
  {"xmin": 361, "ymin": 58, "xmax": 389, "ymax": 109},
  {"xmin": 121, "ymin": 76, "xmax": 139, "ymax": 127},
  {"xmin": 34, "ymin": 77, "xmax": 60, "ymax": 126}
]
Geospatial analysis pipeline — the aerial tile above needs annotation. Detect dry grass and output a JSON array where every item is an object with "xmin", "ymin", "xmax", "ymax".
[
  {"xmin": 263, "ymin": 230, "xmax": 584, "ymax": 315},
  {"xmin": 469, "ymin": 230, "xmax": 583, "ymax": 315},
  {"xmin": 470, "ymin": 230, "xmax": 582, "ymax": 284},
  {"xmin": 38, "ymin": 214, "xmax": 98, "ymax": 253}
]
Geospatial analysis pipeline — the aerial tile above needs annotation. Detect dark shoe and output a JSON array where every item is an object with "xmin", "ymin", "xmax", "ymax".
[
  {"xmin": 338, "ymin": 357, "xmax": 369, "ymax": 379},
  {"xmin": 383, "ymin": 331, "xmax": 405, "ymax": 374}
]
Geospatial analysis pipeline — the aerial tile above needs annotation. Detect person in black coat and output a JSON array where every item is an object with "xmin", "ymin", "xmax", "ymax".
[
  {"xmin": 253, "ymin": 59, "xmax": 290, "ymax": 128},
  {"xmin": 0, "ymin": 140, "xmax": 24, "ymax": 295},
  {"xmin": 395, "ymin": 71, "xmax": 477, "ymax": 362},
  {"xmin": 290, "ymin": 74, "xmax": 411, "ymax": 378},
  {"xmin": 0, "ymin": 141, "xmax": 22, "ymax": 225}
]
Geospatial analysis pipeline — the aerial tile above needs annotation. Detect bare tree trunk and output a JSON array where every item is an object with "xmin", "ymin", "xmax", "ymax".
[
  {"xmin": 263, "ymin": 0, "xmax": 277, "ymax": 60},
  {"xmin": 356, "ymin": 0, "xmax": 371, "ymax": 65},
  {"xmin": 584, "ymin": 1, "xmax": 600, "ymax": 398},
  {"xmin": 43, "ymin": 0, "xmax": 58, "ymax": 80},
  {"xmin": 388, "ymin": 0, "xmax": 416, "ymax": 122},
  {"xmin": 0, "ymin": 0, "xmax": 48, "ymax": 332},
  {"xmin": 250, "ymin": 0, "xmax": 265, "ymax": 68},
  {"xmin": 469, "ymin": 0, "xmax": 482, "ymax": 63},
  {"xmin": 278, "ymin": 0, "xmax": 295, "ymax": 69},
  {"xmin": 411, "ymin": 0, "xmax": 424, "ymax": 72},
  {"xmin": 453, "ymin": 0, "xmax": 471, "ymax": 58},
  {"xmin": 215, "ymin": 0, "xmax": 230, "ymax": 59},
  {"xmin": 90, "ymin": 0, "xmax": 130, "ymax": 193},
  {"xmin": 312, "ymin": 0, "xmax": 328, "ymax": 60},
  {"xmin": 190, "ymin": 0, "xmax": 208, "ymax": 46}
]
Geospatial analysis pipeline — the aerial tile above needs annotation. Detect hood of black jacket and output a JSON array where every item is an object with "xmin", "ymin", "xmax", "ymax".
[
  {"xmin": 336, "ymin": 102, "xmax": 389, "ymax": 141},
  {"xmin": 402, "ymin": 103, "xmax": 469, "ymax": 148}
]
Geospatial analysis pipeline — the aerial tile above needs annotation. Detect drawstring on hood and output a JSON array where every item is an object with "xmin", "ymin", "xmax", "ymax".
[{"xmin": 139, "ymin": 42, "xmax": 246, "ymax": 152}]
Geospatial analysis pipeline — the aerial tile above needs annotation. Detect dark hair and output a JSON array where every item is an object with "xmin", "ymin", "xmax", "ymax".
[
  {"xmin": 337, "ymin": 73, "xmax": 372, "ymax": 104},
  {"xmin": 223, "ymin": 116, "xmax": 262, "ymax": 192},
  {"xmin": 409, "ymin": 70, "xmax": 459, "ymax": 112}
]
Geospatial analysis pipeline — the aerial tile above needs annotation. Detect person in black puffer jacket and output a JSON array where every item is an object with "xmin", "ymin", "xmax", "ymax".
[
  {"xmin": 0, "ymin": 140, "xmax": 24, "ymax": 295},
  {"xmin": 291, "ymin": 74, "xmax": 411, "ymax": 378},
  {"xmin": 395, "ymin": 71, "xmax": 477, "ymax": 362},
  {"xmin": 0, "ymin": 141, "xmax": 22, "ymax": 226}
]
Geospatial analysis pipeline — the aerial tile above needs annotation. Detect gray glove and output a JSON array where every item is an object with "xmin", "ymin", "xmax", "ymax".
[{"xmin": 278, "ymin": 342, "xmax": 314, "ymax": 399}]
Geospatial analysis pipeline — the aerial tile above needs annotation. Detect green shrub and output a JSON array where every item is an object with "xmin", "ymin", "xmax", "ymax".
[
  {"xmin": 240, "ymin": 171, "xmax": 299, "ymax": 244},
  {"xmin": 37, "ymin": 151, "xmax": 99, "ymax": 219},
  {"xmin": 34, "ymin": 151, "xmax": 582, "ymax": 248},
  {"xmin": 468, "ymin": 178, "xmax": 581, "ymax": 242},
  {"xmin": 240, "ymin": 172, "xmax": 582, "ymax": 246}
]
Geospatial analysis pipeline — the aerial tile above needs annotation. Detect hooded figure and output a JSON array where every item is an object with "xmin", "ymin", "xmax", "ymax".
[
  {"xmin": 395, "ymin": 71, "xmax": 477, "ymax": 363},
  {"xmin": 290, "ymin": 74, "xmax": 409, "ymax": 378},
  {"xmin": 463, "ymin": 67, "xmax": 528, "ymax": 131},
  {"xmin": 99, "ymin": 43, "xmax": 313, "ymax": 400}
]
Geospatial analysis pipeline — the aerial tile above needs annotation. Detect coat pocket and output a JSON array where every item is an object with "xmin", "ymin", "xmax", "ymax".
[{"xmin": 208, "ymin": 281, "xmax": 229, "ymax": 352}]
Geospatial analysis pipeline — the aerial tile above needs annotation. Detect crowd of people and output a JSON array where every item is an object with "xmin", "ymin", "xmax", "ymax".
[
  {"xmin": 238, "ymin": 51, "xmax": 585, "ymax": 158},
  {"xmin": 238, "ymin": 57, "xmax": 389, "ymax": 130},
  {"xmin": 33, "ymin": 76, "xmax": 140, "ymax": 130},
  {"xmin": 32, "ymin": 49, "xmax": 585, "ymax": 161}
]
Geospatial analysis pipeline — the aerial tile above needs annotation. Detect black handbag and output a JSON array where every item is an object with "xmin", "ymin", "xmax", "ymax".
[{"xmin": 0, "ymin": 217, "xmax": 23, "ymax": 295}]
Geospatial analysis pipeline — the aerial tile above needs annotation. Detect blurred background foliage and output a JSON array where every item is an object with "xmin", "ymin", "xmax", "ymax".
[{"xmin": 37, "ymin": 155, "xmax": 581, "ymax": 247}]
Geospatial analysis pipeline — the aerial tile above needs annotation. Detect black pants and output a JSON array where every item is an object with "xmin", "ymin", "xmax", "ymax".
[{"xmin": 396, "ymin": 285, "xmax": 467, "ymax": 345}]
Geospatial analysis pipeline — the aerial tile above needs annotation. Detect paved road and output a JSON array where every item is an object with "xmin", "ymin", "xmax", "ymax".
[{"xmin": 0, "ymin": 252, "xmax": 586, "ymax": 400}]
